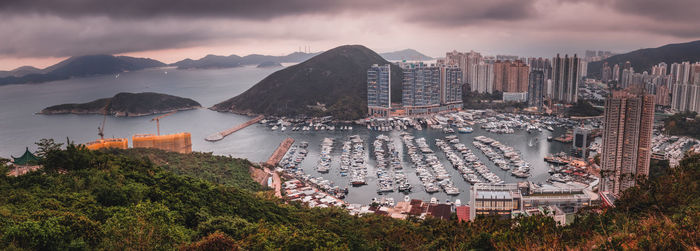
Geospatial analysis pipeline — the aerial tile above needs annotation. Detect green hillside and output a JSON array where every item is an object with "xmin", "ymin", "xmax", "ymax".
[{"xmin": 0, "ymin": 142, "xmax": 697, "ymax": 250}]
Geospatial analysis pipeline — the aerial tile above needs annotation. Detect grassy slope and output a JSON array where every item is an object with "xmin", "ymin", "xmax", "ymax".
[{"xmin": 0, "ymin": 146, "xmax": 697, "ymax": 250}]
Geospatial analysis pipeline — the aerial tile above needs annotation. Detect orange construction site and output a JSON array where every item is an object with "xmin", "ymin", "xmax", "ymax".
[{"xmin": 132, "ymin": 132, "xmax": 192, "ymax": 154}]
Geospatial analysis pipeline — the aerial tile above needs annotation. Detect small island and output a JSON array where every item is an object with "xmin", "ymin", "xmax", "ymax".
[
  {"xmin": 256, "ymin": 61, "xmax": 283, "ymax": 68},
  {"xmin": 40, "ymin": 92, "xmax": 201, "ymax": 117}
]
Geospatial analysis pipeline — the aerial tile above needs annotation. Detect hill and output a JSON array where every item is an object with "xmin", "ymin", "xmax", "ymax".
[
  {"xmin": 211, "ymin": 45, "xmax": 403, "ymax": 120},
  {"xmin": 0, "ymin": 142, "xmax": 697, "ymax": 250},
  {"xmin": 0, "ymin": 66, "xmax": 42, "ymax": 78},
  {"xmin": 588, "ymin": 40, "xmax": 700, "ymax": 79},
  {"xmin": 40, "ymin": 92, "xmax": 201, "ymax": 117},
  {"xmin": 0, "ymin": 55, "xmax": 165, "ymax": 85},
  {"xmin": 381, "ymin": 48, "xmax": 434, "ymax": 61},
  {"xmin": 171, "ymin": 52, "xmax": 320, "ymax": 69}
]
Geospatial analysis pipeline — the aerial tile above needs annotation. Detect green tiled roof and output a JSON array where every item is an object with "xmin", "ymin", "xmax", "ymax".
[{"xmin": 12, "ymin": 147, "xmax": 40, "ymax": 166}]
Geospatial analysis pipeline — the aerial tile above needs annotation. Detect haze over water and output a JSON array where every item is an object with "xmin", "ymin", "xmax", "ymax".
[{"xmin": 0, "ymin": 65, "xmax": 571, "ymax": 204}]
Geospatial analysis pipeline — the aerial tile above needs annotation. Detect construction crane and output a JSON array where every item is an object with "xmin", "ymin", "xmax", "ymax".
[
  {"xmin": 151, "ymin": 111, "xmax": 176, "ymax": 136},
  {"xmin": 97, "ymin": 101, "xmax": 111, "ymax": 139}
]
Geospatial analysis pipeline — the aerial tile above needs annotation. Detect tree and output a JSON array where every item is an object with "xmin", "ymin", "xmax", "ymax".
[
  {"xmin": 101, "ymin": 201, "xmax": 189, "ymax": 250},
  {"xmin": 35, "ymin": 138, "xmax": 64, "ymax": 158}
]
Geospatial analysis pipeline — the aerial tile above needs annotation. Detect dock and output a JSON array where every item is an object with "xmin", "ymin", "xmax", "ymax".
[
  {"xmin": 265, "ymin": 137, "xmax": 295, "ymax": 167},
  {"xmin": 205, "ymin": 115, "xmax": 264, "ymax": 141}
]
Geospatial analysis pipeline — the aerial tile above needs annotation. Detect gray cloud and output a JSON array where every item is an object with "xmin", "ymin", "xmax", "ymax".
[{"xmin": 0, "ymin": 0, "xmax": 698, "ymax": 61}]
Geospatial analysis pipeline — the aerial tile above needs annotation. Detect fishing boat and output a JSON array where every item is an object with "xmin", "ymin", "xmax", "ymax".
[{"xmin": 457, "ymin": 127, "xmax": 473, "ymax": 133}]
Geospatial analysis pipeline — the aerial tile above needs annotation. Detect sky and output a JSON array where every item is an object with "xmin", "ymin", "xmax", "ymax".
[{"xmin": 1, "ymin": 0, "xmax": 699, "ymax": 70}]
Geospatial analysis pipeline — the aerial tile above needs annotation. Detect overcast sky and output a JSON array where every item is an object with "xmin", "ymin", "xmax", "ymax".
[{"xmin": 1, "ymin": 0, "xmax": 699, "ymax": 70}]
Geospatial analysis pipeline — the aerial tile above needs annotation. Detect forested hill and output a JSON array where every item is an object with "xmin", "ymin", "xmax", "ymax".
[
  {"xmin": 588, "ymin": 40, "xmax": 700, "ymax": 79},
  {"xmin": 0, "ymin": 143, "xmax": 697, "ymax": 250},
  {"xmin": 211, "ymin": 45, "xmax": 403, "ymax": 120},
  {"xmin": 40, "ymin": 92, "xmax": 201, "ymax": 117}
]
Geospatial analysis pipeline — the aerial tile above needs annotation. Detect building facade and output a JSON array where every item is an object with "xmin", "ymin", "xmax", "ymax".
[
  {"xmin": 402, "ymin": 63, "xmax": 463, "ymax": 115},
  {"xmin": 367, "ymin": 64, "xmax": 392, "ymax": 117},
  {"xmin": 551, "ymin": 54, "xmax": 580, "ymax": 104},
  {"xmin": 600, "ymin": 90, "xmax": 655, "ymax": 196}
]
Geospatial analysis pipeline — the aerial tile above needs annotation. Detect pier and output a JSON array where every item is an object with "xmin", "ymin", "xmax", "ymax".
[
  {"xmin": 265, "ymin": 137, "xmax": 295, "ymax": 167},
  {"xmin": 205, "ymin": 115, "xmax": 264, "ymax": 141}
]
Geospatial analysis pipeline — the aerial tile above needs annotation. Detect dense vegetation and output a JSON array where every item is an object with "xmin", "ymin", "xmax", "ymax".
[
  {"xmin": 588, "ymin": 40, "xmax": 700, "ymax": 79},
  {"xmin": 664, "ymin": 111, "xmax": 700, "ymax": 139},
  {"xmin": 1, "ymin": 142, "xmax": 698, "ymax": 250},
  {"xmin": 0, "ymin": 55, "xmax": 165, "ymax": 86},
  {"xmin": 461, "ymin": 90, "xmax": 527, "ymax": 110},
  {"xmin": 41, "ymin": 92, "xmax": 201, "ymax": 116},
  {"xmin": 211, "ymin": 45, "xmax": 403, "ymax": 120},
  {"xmin": 567, "ymin": 100, "xmax": 604, "ymax": 117}
]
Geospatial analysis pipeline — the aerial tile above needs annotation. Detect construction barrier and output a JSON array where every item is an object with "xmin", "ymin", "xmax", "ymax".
[
  {"xmin": 85, "ymin": 138, "xmax": 129, "ymax": 150},
  {"xmin": 132, "ymin": 132, "xmax": 192, "ymax": 154}
]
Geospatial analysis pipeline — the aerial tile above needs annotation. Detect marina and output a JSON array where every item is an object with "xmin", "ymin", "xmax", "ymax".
[{"xmin": 0, "ymin": 66, "xmax": 587, "ymax": 206}]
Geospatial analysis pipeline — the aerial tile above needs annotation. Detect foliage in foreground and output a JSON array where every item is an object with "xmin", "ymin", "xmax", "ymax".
[
  {"xmin": 664, "ymin": 111, "xmax": 700, "ymax": 139},
  {"xmin": 0, "ymin": 144, "xmax": 697, "ymax": 250}
]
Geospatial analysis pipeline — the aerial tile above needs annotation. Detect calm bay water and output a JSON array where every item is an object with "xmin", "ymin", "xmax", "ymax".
[{"xmin": 0, "ymin": 65, "xmax": 570, "ymax": 204}]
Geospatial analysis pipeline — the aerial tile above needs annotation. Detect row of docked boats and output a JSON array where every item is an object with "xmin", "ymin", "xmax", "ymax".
[
  {"xmin": 315, "ymin": 138, "xmax": 334, "ymax": 173},
  {"xmin": 343, "ymin": 135, "xmax": 368, "ymax": 186},
  {"xmin": 439, "ymin": 135, "xmax": 502, "ymax": 184},
  {"xmin": 372, "ymin": 135, "xmax": 411, "ymax": 193},
  {"xmin": 473, "ymin": 136, "xmax": 531, "ymax": 178},
  {"xmin": 279, "ymin": 142, "xmax": 348, "ymax": 199}
]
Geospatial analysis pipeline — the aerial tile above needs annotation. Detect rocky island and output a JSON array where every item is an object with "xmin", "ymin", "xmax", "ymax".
[{"xmin": 40, "ymin": 92, "xmax": 201, "ymax": 117}]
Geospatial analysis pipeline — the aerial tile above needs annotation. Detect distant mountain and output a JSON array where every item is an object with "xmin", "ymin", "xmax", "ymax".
[
  {"xmin": 40, "ymin": 92, "xmax": 201, "ymax": 117},
  {"xmin": 381, "ymin": 49, "xmax": 434, "ymax": 61},
  {"xmin": 0, "ymin": 55, "xmax": 165, "ymax": 86},
  {"xmin": 171, "ymin": 52, "xmax": 321, "ymax": 69},
  {"xmin": 211, "ymin": 45, "xmax": 403, "ymax": 120},
  {"xmin": 0, "ymin": 66, "xmax": 43, "ymax": 78},
  {"xmin": 588, "ymin": 40, "xmax": 700, "ymax": 79},
  {"xmin": 256, "ymin": 61, "xmax": 283, "ymax": 68}
]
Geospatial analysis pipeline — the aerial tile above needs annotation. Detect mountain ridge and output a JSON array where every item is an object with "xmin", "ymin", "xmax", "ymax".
[
  {"xmin": 171, "ymin": 51, "xmax": 321, "ymax": 69},
  {"xmin": 588, "ymin": 40, "xmax": 700, "ymax": 79},
  {"xmin": 0, "ymin": 55, "xmax": 166, "ymax": 86}
]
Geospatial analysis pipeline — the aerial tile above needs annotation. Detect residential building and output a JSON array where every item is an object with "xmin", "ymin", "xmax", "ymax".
[
  {"xmin": 440, "ymin": 65, "xmax": 463, "ymax": 105},
  {"xmin": 367, "ymin": 64, "xmax": 392, "ymax": 117},
  {"xmin": 472, "ymin": 62, "xmax": 494, "ymax": 93},
  {"xmin": 551, "ymin": 54, "xmax": 580, "ymax": 104},
  {"xmin": 600, "ymin": 90, "xmax": 655, "ymax": 196}
]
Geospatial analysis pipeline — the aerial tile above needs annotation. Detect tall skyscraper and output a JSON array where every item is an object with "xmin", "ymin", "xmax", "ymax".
[
  {"xmin": 600, "ymin": 90, "xmax": 655, "ymax": 196},
  {"xmin": 528, "ymin": 57, "xmax": 551, "ymax": 108},
  {"xmin": 551, "ymin": 54, "xmax": 580, "ymax": 104},
  {"xmin": 528, "ymin": 70, "xmax": 545, "ymax": 108},
  {"xmin": 612, "ymin": 64, "xmax": 621, "ymax": 82},
  {"xmin": 367, "ymin": 64, "xmax": 391, "ymax": 117}
]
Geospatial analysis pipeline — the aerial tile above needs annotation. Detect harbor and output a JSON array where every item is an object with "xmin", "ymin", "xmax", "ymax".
[{"xmin": 259, "ymin": 110, "xmax": 590, "ymax": 205}]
